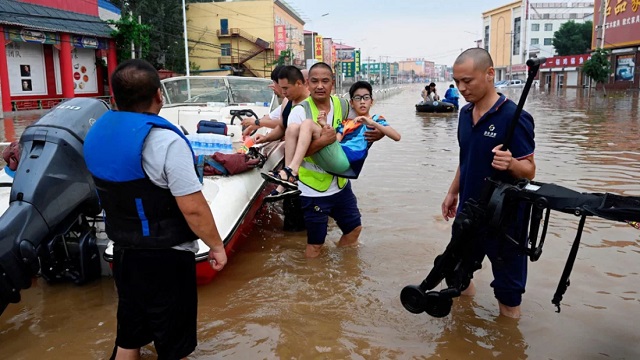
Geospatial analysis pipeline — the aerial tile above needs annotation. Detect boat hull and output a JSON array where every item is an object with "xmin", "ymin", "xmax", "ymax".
[{"xmin": 415, "ymin": 100, "xmax": 456, "ymax": 113}]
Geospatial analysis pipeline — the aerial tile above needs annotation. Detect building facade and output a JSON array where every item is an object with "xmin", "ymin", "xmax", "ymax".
[
  {"xmin": 527, "ymin": 1, "xmax": 594, "ymax": 59},
  {"xmin": 187, "ymin": 0, "xmax": 305, "ymax": 78},
  {"xmin": 592, "ymin": 0, "xmax": 640, "ymax": 90},
  {"xmin": 538, "ymin": 53, "xmax": 592, "ymax": 90},
  {"xmin": 482, "ymin": 1, "xmax": 525, "ymax": 81},
  {"xmin": 0, "ymin": 0, "xmax": 117, "ymax": 111}
]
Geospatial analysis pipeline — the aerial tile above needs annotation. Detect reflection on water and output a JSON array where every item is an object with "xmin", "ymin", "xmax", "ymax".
[{"xmin": 1, "ymin": 87, "xmax": 640, "ymax": 359}]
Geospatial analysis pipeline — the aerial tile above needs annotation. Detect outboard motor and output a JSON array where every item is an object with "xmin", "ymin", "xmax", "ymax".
[{"xmin": 0, "ymin": 98, "xmax": 109, "ymax": 315}]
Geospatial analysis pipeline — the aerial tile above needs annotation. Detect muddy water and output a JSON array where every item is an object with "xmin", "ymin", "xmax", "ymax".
[{"xmin": 1, "ymin": 87, "xmax": 639, "ymax": 359}]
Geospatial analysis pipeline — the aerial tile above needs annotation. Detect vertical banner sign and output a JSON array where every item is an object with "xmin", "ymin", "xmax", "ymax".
[
  {"xmin": 274, "ymin": 25, "xmax": 286, "ymax": 56},
  {"xmin": 322, "ymin": 38, "xmax": 332, "ymax": 65},
  {"xmin": 355, "ymin": 50, "xmax": 361, "ymax": 74},
  {"xmin": 315, "ymin": 35, "xmax": 323, "ymax": 62},
  {"xmin": 331, "ymin": 45, "xmax": 337, "ymax": 66}
]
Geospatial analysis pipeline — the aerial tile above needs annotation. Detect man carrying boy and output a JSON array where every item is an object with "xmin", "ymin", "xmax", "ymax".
[{"xmin": 264, "ymin": 63, "xmax": 392, "ymax": 257}]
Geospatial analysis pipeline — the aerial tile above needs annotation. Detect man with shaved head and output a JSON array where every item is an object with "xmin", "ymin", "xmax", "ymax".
[{"xmin": 441, "ymin": 48, "xmax": 536, "ymax": 318}]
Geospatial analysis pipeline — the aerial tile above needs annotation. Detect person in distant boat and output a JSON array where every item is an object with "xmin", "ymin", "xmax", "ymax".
[
  {"xmin": 444, "ymin": 84, "xmax": 460, "ymax": 109},
  {"xmin": 84, "ymin": 59, "xmax": 227, "ymax": 360},
  {"xmin": 442, "ymin": 48, "xmax": 535, "ymax": 319},
  {"xmin": 261, "ymin": 63, "xmax": 384, "ymax": 258},
  {"xmin": 421, "ymin": 85, "xmax": 433, "ymax": 103},
  {"xmin": 429, "ymin": 82, "xmax": 441, "ymax": 101}
]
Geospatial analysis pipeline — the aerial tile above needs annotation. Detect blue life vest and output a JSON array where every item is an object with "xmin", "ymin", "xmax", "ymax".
[{"xmin": 84, "ymin": 111, "xmax": 198, "ymax": 249}]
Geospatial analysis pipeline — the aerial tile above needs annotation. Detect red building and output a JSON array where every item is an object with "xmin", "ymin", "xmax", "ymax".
[
  {"xmin": 539, "ymin": 54, "xmax": 593, "ymax": 90},
  {"xmin": 0, "ymin": 0, "xmax": 118, "ymax": 111},
  {"xmin": 592, "ymin": 0, "xmax": 640, "ymax": 90}
]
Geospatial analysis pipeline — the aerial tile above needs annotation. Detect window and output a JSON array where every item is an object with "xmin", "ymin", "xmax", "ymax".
[
  {"xmin": 532, "ymin": 23, "xmax": 540, "ymax": 31},
  {"xmin": 513, "ymin": 17, "xmax": 521, "ymax": 56},
  {"xmin": 531, "ymin": 38, "xmax": 539, "ymax": 45},
  {"xmin": 543, "ymin": 13, "xmax": 550, "ymax": 19},
  {"xmin": 484, "ymin": 25, "xmax": 490, "ymax": 51},
  {"xmin": 221, "ymin": 43, "xmax": 231, "ymax": 56},
  {"xmin": 544, "ymin": 38, "xmax": 553, "ymax": 45},
  {"xmin": 544, "ymin": 23, "xmax": 553, "ymax": 31}
]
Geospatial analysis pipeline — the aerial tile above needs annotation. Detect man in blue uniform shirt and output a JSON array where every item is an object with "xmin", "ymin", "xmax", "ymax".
[{"xmin": 441, "ymin": 48, "xmax": 535, "ymax": 318}]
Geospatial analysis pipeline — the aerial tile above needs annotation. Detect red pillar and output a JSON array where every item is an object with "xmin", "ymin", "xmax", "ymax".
[
  {"xmin": 0, "ymin": 26, "xmax": 13, "ymax": 112},
  {"xmin": 107, "ymin": 39, "xmax": 118, "ymax": 99},
  {"xmin": 59, "ymin": 33, "xmax": 74, "ymax": 99}
]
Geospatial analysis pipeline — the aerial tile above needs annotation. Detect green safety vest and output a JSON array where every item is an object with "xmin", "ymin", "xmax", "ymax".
[{"xmin": 296, "ymin": 95, "xmax": 350, "ymax": 192}]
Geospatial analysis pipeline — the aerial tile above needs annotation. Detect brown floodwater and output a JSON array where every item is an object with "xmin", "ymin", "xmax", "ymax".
[{"xmin": 1, "ymin": 86, "xmax": 639, "ymax": 359}]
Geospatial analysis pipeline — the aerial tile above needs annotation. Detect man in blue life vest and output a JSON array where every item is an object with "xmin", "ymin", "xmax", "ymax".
[
  {"xmin": 443, "ymin": 84, "xmax": 460, "ymax": 109},
  {"xmin": 277, "ymin": 62, "xmax": 381, "ymax": 258},
  {"xmin": 442, "ymin": 48, "xmax": 535, "ymax": 318},
  {"xmin": 84, "ymin": 59, "xmax": 227, "ymax": 359}
]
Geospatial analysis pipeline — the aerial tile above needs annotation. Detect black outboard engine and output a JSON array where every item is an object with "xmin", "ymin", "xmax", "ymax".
[{"xmin": 0, "ymin": 98, "xmax": 109, "ymax": 315}]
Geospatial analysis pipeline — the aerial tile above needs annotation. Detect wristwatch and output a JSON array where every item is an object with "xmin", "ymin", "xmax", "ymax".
[{"xmin": 255, "ymin": 118, "xmax": 261, "ymax": 126}]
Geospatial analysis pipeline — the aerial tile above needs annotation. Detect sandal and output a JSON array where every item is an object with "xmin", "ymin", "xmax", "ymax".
[
  {"xmin": 261, "ymin": 166, "xmax": 298, "ymax": 189},
  {"xmin": 264, "ymin": 187, "xmax": 301, "ymax": 202}
]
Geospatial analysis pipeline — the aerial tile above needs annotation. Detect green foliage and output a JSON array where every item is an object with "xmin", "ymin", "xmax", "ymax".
[
  {"xmin": 271, "ymin": 50, "xmax": 291, "ymax": 66},
  {"xmin": 552, "ymin": 21, "xmax": 593, "ymax": 56},
  {"xmin": 108, "ymin": 14, "xmax": 151, "ymax": 63},
  {"xmin": 583, "ymin": 48, "xmax": 612, "ymax": 88},
  {"xmin": 109, "ymin": 0, "xmax": 195, "ymax": 73}
]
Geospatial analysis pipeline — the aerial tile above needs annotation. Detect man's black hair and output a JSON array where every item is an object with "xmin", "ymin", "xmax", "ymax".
[
  {"xmin": 277, "ymin": 65, "xmax": 305, "ymax": 84},
  {"xmin": 271, "ymin": 65, "xmax": 286, "ymax": 82},
  {"xmin": 309, "ymin": 62, "xmax": 333, "ymax": 76},
  {"xmin": 449, "ymin": 84, "xmax": 455, "ymax": 88},
  {"xmin": 429, "ymin": 82, "xmax": 436, "ymax": 87},
  {"xmin": 349, "ymin": 81, "xmax": 373, "ymax": 99},
  {"xmin": 111, "ymin": 59, "xmax": 160, "ymax": 112}
]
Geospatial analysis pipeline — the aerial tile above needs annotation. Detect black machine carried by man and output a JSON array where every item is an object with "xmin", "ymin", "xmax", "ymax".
[{"xmin": 400, "ymin": 57, "xmax": 640, "ymax": 318}]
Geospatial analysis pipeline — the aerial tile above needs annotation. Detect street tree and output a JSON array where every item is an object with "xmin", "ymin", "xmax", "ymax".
[
  {"xmin": 110, "ymin": 0, "xmax": 192, "ymax": 73},
  {"xmin": 582, "ymin": 48, "xmax": 612, "ymax": 96},
  {"xmin": 552, "ymin": 20, "xmax": 593, "ymax": 56}
]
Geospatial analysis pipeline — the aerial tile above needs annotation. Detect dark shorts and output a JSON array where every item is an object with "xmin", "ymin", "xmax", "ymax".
[
  {"xmin": 300, "ymin": 182, "xmax": 362, "ymax": 245},
  {"xmin": 113, "ymin": 248, "xmax": 197, "ymax": 360}
]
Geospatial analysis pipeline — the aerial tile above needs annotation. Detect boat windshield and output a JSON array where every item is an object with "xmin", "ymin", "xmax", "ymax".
[{"xmin": 162, "ymin": 77, "xmax": 273, "ymax": 105}]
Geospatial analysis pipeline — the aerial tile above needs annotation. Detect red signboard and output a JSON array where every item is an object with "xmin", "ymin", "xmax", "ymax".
[
  {"xmin": 315, "ymin": 35, "xmax": 323, "ymax": 62},
  {"xmin": 539, "ymin": 54, "xmax": 592, "ymax": 68},
  {"xmin": 274, "ymin": 25, "xmax": 286, "ymax": 56},
  {"xmin": 592, "ymin": 0, "xmax": 640, "ymax": 49}
]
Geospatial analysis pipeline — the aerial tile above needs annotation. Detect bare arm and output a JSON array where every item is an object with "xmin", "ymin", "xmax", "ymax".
[
  {"xmin": 255, "ymin": 124, "xmax": 285, "ymax": 144},
  {"xmin": 492, "ymin": 146, "xmax": 536, "ymax": 180},
  {"xmin": 358, "ymin": 117, "xmax": 401, "ymax": 141},
  {"xmin": 175, "ymin": 191, "xmax": 227, "ymax": 270},
  {"xmin": 441, "ymin": 166, "xmax": 460, "ymax": 221},
  {"xmin": 305, "ymin": 125, "xmax": 336, "ymax": 156}
]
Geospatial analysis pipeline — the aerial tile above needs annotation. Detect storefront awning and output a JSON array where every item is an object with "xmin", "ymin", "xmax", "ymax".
[{"xmin": 0, "ymin": 0, "xmax": 113, "ymax": 38}]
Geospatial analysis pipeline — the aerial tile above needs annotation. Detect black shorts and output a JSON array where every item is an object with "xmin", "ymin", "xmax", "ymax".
[{"xmin": 113, "ymin": 248, "xmax": 197, "ymax": 360}]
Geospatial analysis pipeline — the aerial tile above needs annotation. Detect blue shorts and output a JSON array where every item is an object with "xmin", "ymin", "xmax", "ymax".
[
  {"xmin": 300, "ymin": 182, "xmax": 362, "ymax": 245},
  {"xmin": 460, "ymin": 224, "xmax": 528, "ymax": 307}
]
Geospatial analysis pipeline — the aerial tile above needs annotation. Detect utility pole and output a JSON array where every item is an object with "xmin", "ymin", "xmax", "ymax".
[
  {"xmin": 507, "ymin": 31, "xmax": 514, "ymax": 80},
  {"xmin": 597, "ymin": 0, "xmax": 607, "ymax": 48},
  {"xmin": 286, "ymin": 25, "xmax": 294, "ymax": 65},
  {"xmin": 378, "ymin": 56, "xmax": 383, "ymax": 87}
]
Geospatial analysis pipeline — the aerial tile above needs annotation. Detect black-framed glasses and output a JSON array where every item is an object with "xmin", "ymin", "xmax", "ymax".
[{"xmin": 352, "ymin": 95, "xmax": 372, "ymax": 101}]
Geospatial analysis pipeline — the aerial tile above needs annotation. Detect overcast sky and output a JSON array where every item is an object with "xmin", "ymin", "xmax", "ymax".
[{"xmin": 289, "ymin": 0, "xmax": 523, "ymax": 65}]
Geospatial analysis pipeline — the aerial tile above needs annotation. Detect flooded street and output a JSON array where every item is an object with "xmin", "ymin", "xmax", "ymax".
[{"xmin": 1, "ymin": 86, "xmax": 640, "ymax": 359}]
